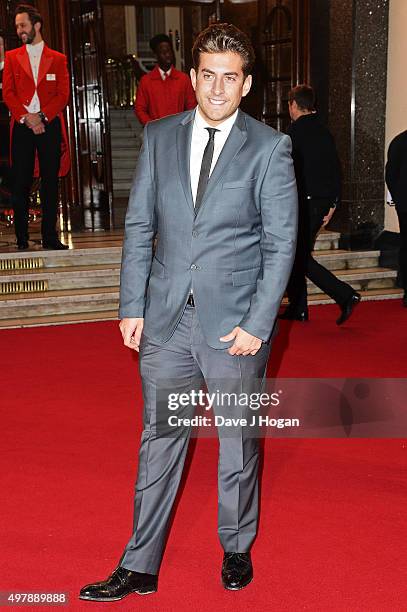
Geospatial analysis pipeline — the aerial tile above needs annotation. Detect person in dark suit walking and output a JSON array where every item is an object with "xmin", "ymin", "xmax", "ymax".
[
  {"xmin": 2, "ymin": 4, "xmax": 70, "ymax": 251},
  {"xmin": 385, "ymin": 130, "xmax": 407, "ymax": 308},
  {"xmin": 80, "ymin": 23, "xmax": 297, "ymax": 602},
  {"xmin": 280, "ymin": 84, "xmax": 360, "ymax": 324}
]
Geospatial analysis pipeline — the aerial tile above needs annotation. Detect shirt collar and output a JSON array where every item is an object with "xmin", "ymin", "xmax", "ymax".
[
  {"xmin": 26, "ymin": 40, "xmax": 44, "ymax": 56},
  {"xmin": 194, "ymin": 107, "xmax": 238, "ymax": 136},
  {"xmin": 159, "ymin": 66, "xmax": 172, "ymax": 80}
]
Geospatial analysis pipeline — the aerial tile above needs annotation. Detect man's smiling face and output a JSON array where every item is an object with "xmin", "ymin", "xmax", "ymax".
[{"xmin": 190, "ymin": 51, "xmax": 252, "ymax": 126}]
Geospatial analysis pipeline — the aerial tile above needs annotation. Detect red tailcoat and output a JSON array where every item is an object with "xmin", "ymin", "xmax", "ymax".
[{"xmin": 3, "ymin": 44, "xmax": 71, "ymax": 177}]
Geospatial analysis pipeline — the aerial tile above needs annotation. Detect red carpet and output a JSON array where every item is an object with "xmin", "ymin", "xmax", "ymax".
[{"xmin": 1, "ymin": 300, "xmax": 406, "ymax": 611}]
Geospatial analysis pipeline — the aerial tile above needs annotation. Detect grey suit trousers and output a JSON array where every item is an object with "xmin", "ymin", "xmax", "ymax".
[{"xmin": 120, "ymin": 305, "xmax": 271, "ymax": 574}]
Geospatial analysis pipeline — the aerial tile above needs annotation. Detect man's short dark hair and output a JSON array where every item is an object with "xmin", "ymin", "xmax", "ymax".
[
  {"xmin": 15, "ymin": 4, "xmax": 43, "ymax": 32},
  {"xmin": 192, "ymin": 23, "xmax": 255, "ymax": 79},
  {"xmin": 288, "ymin": 85, "xmax": 315, "ymax": 111},
  {"xmin": 149, "ymin": 34, "xmax": 172, "ymax": 54}
]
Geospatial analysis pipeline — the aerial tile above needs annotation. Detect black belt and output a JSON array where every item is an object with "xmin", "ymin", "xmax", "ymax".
[{"xmin": 187, "ymin": 293, "xmax": 195, "ymax": 307}]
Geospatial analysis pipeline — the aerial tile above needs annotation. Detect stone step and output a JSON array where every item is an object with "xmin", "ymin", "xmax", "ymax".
[
  {"xmin": 1, "ymin": 259, "xmax": 395, "ymax": 297},
  {"xmin": 112, "ymin": 148, "xmax": 140, "ymax": 160},
  {"xmin": 304, "ymin": 287, "xmax": 404, "ymax": 305},
  {"xmin": 0, "ymin": 309, "xmax": 118, "ymax": 329},
  {"xmin": 111, "ymin": 138, "xmax": 141, "ymax": 149},
  {"xmin": 307, "ymin": 266, "xmax": 398, "ymax": 294},
  {"xmin": 0, "ymin": 246, "xmax": 122, "ymax": 269},
  {"xmin": 0, "ymin": 286, "xmax": 119, "ymax": 319},
  {"xmin": 112, "ymin": 158, "xmax": 138, "ymax": 169},
  {"xmin": 1, "ymin": 286, "xmax": 403, "ymax": 328},
  {"xmin": 113, "ymin": 180, "xmax": 133, "ymax": 191},
  {"xmin": 315, "ymin": 249, "xmax": 380, "ymax": 270},
  {"xmin": 0, "ymin": 246, "xmax": 381, "ymax": 273},
  {"xmin": 113, "ymin": 189, "xmax": 131, "ymax": 199},
  {"xmin": 0, "ymin": 263, "xmax": 121, "ymax": 293},
  {"xmin": 111, "ymin": 126, "xmax": 140, "ymax": 136},
  {"xmin": 112, "ymin": 168, "xmax": 135, "ymax": 180},
  {"xmin": 314, "ymin": 231, "xmax": 340, "ymax": 251}
]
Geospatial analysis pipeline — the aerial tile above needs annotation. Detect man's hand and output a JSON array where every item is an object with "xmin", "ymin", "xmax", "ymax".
[
  {"xmin": 322, "ymin": 206, "xmax": 336, "ymax": 227},
  {"xmin": 31, "ymin": 122, "xmax": 46, "ymax": 135},
  {"xmin": 119, "ymin": 317, "xmax": 144, "ymax": 351},
  {"xmin": 220, "ymin": 326, "xmax": 262, "ymax": 356},
  {"xmin": 24, "ymin": 112, "xmax": 42, "ymax": 128}
]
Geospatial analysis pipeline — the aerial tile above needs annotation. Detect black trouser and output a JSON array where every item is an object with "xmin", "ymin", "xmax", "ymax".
[
  {"xmin": 11, "ymin": 118, "xmax": 61, "ymax": 244},
  {"xmin": 286, "ymin": 197, "xmax": 354, "ymax": 313},
  {"xmin": 396, "ymin": 206, "xmax": 407, "ymax": 291}
]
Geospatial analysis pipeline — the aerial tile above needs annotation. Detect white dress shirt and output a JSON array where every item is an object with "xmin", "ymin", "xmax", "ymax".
[
  {"xmin": 190, "ymin": 107, "xmax": 238, "ymax": 203},
  {"xmin": 24, "ymin": 40, "xmax": 44, "ymax": 113},
  {"xmin": 159, "ymin": 66, "xmax": 172, "ymax": 80}
]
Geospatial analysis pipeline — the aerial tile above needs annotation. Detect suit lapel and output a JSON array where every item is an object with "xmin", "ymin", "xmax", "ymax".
[
  {"xmin": 17, "ymin": 46, "xmax": 33, "ymax": 80},
  {"xmin": 37, "ymin": 46, "xmax": 53, "ymax": 85},
  {"xmin": 195, "ymin": 110, "xmax": 248, "ymax": 219},
  {"xmin": 176, "ymin": 110, "xmax": 195, "ymax": 214}
]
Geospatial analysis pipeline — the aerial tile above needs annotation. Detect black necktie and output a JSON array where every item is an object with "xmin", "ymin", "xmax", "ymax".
[{"xmin": 195, "ymin": 127, "xmax": 219, "ymax": 214}]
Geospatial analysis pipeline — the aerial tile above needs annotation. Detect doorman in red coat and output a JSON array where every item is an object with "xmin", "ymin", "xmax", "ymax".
[
  {"xmin": 3, "ymin": 4, "xmax": 70, "ymax": 250},
  {"xmin": 134, "ymin": 34, "xmax": 196, "ymax": 126}
]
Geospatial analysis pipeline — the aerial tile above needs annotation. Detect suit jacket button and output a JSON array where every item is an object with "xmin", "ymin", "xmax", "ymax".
[
  {"xmin": 190, "ymin": 264, "xmax": 197, "ymax": 270},
  {"xmin": 192, "ymin": 231, "xmax": 198, "ymax": 238}
]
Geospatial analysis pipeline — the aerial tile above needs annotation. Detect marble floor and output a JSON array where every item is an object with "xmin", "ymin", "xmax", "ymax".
[{"xmin": 0, "ymin": 224, "xmax": 124, "ymax": 254}]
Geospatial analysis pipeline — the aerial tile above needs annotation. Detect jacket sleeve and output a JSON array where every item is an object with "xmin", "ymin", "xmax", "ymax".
[
  {"xmin": 41, "ymin": 54, "xmax": 70, "ymax": 122},
  {"xmin": 184, "ymin": 74, "xmax": 196, "ymax": 111},
  {"xmin": 2, "ymin": 53, "xmax": 27, "ymax": 121},
  {"xmin": 134, "ymin": 77, "xmax": 152, "ymax": 126},
  {"xmin": 119, "ymin": 123, "xmax": 157, "ymax": 318},
  {"xmin": 238, "ymin": 134, "xmax": 298, "ymax": 341},
  {"xmin": 385, "ymin": 137, "xmax": 400, "ymax": 201}
]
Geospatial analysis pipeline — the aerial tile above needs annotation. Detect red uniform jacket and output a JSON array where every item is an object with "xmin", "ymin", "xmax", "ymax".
[
  {"xmin": 134, "ymin": 65, "xmax": 196, "ymax": 126},
  {"xmin": 3, "ymin": 44, "xmax": 71, "ymax": 177}
]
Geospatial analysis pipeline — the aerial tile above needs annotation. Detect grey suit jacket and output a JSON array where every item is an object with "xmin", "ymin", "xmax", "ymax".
[{"xmin": 119, "ymin": 108, "xmax": 298, "ymax": 349}]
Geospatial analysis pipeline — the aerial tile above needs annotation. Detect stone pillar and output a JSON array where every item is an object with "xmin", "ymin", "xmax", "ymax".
[{"xmin": 328, "ymin": 0, "xmax": 389, "ymax": 248}]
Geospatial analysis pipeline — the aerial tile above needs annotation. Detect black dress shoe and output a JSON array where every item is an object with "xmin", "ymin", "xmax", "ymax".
[
  {"xmin": 17, "ymin": 241, "xmax": 29, "ymax": 250},
  {"xmin": 403, "ymin": 293, "xmax": 407, "ymax": 308},
  {"xmin": 79, "ymin": 566, "xmax": 158, "ymax": 602},
  {"xmin": 336, "ymin": 292, "xmax": 361, "ymax": 325},
  {"xmin": 279, "ymin": 308, "xmax": 309, "ymax": 322},
  {"xmin": 221, "ymin": 552, "xmax": 253, "ymax": 591},
  {"xmin": 42, "ymin": 239, "xmax": 69, "ymax": 250}
]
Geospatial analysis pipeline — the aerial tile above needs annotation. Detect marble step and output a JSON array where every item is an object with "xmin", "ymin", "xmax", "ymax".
[
  {"xmin": 0, "ymin": 263, "xmax": 121, "ymax": 293},
  {"xmin": 0, "ymin": 287, "xmax": 404, "ymax": 328},
  {"xmin": 112, "ymin": 158, "xmax": 138, "ymax": 169},
  {"xmin": 314, "ymin": 249, "xmax": 380, "ymax": 270},
  {"xmin": 110, "ymin": 117, "xmax": 140, "ymax": 128},
  {"xmin": 307, "ymin": 267, "xmax": 398, "ymax": 294},
  {"xmin": 1, "ymin": 261, "xmax": 397, "ymax": 297},
  {"xmin": 111, "ymin": 137, "xmax": 141, "ymax": 149},
  {"xmin": 111, "ymin": 126, "xmax": 140, "ymax": 136},
  {"xmin": 0, "ymin": 245, "xmax": 382, "ymax": 275},
  {"xmin": 0, "ymin": 246, "xmax": 122, "ymax": 269},
  {"xmin": 304, "ymin": 287, "xmax": 404, "ymax": 305},
  {"xmin": 0, "ymin": 286, "xmax": 119, "ymax": 319},
  {"xmin": 113, "ymin": 189, "xmax": 131, "ymax": 199},
  {"xmin": 314, "ymin": 231, "xmax": 340, "ymax": 251},
  {"xmin": 0, "ymin": 309, "xmax": 118, "ymax": 329},
  {"xmin": 112, "ymin": 148, "xmax": 140, "ymax": 159},
  {"xmin": 113, "ymin": 180, "xmax": 133, "ymax": 191},
  {"xmin": 112, "ymin": 168, "xmax": 136, "ymax": 180}
]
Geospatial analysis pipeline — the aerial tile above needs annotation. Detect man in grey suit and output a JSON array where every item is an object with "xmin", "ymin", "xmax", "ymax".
[{"xmin": 80, "ymin": 23, "xmax": 297, "ymax": 602}]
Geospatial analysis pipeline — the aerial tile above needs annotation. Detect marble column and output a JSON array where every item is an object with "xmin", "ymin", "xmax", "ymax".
[{"xmin": 327, "ymin": 0, "xmax": 389, "ymax": 248}]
